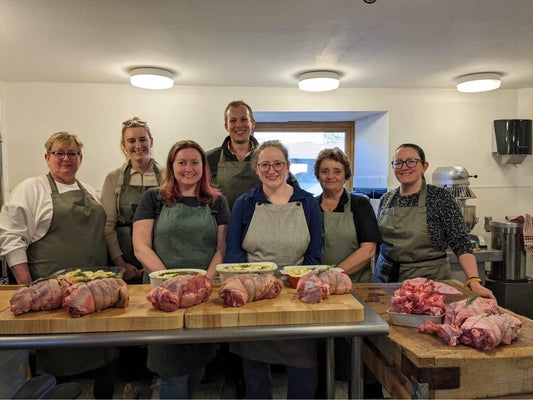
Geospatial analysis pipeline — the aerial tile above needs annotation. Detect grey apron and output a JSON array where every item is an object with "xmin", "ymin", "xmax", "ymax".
[
  {"xmin": 322, "ymin": 191, "xmax": 372, "ymax": 283},
  {"xmin": 232, "ymin": 201, "xmax": 316, "ymax": 368},
  {"xmin": 29, "ymin": 174, "xmax": 117, "ymax": 376},
  {"xmin": 116, "ymin": 163, "xmax": 161, "ymax": 270},
  {"xmin": 216, "ymin": 150, "xmax": 260, "ymax": 210},
  {"xmin": 147, "ymin": 200, "xmax": 217, "ymax": 377},
  {"xmin": 375, "ymin": 183, "xmax": 450, "ymax": 283}
]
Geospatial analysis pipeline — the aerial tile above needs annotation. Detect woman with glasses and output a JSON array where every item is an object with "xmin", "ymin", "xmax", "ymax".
[
  {"xmin": 101, "ymin": 117, "xmax": 163, "ymax": 284},
  {"xmin": 226, "ymin": 140, "xmax": 322, "ymax": 399},
  {"xmin": 132, "ymin": 140, "xmax": 229, "ymax": 399},
  {"xmin": 0, "ymin": 132, "xmax": 117, "ymax": 398},
  {"xmin": 375, "ymin": 143, "xmax": 495, "ymax": 299}
]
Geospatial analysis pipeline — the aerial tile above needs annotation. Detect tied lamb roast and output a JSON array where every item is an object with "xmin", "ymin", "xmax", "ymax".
[
  {"xmin": 297, "ymin": 269, "xmax": 352, "ymax": 304},
  {"xmin": 219, "ymin": 274, "xmax": 282, "ymax": 307},
  {"xmin": 146, "ymin": 274, "xmax": 213, "ymax": 312},
  {"xmin": 419, "ymin": 297, "xmax": 522, "ymax": 350},
  {"xmin": 63, "ymin": 278, "xmax": 129, "ymax": 318},
  {"xmin": 10, "ymin": 276, "xmax": 73, "ymax": 315}
]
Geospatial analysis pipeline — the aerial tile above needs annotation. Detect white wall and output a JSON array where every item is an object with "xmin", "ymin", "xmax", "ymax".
[{"xmin": 2, "ymin": 82, "xmax": 533, "ymax": 273}]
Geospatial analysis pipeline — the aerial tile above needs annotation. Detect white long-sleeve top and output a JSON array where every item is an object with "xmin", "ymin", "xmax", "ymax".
[{"xmin": 0, "ymin": 175, "xmax": 101, "ymax": 268}]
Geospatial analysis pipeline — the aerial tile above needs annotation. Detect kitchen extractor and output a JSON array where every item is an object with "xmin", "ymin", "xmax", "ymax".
[
  {"xmin": 431, "ymin": 166, "xmax": 484, "ymax": 246},
  {"xmin": 493, "ymin": 119, "xmax": 532, "ymax": 165}
]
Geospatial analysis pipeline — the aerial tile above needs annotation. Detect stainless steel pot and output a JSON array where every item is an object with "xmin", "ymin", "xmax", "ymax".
[{"xmin": 488, "ymin": 219, "xmax": 527, "ymax": 281}]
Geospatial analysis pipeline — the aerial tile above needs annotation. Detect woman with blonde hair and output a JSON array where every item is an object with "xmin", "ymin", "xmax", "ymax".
[{"xmin": 101, "ymin": 117, "xmax": 163, "ymax": 283}]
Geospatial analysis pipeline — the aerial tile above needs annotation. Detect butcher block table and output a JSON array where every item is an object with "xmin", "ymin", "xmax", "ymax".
[
  {"xmin": 353, "ymin": 280, "xmax": 533, "ymax": 399},
  {"xmin": 0, "ymin": 282, "xmax": 388, "ymax": 399}
]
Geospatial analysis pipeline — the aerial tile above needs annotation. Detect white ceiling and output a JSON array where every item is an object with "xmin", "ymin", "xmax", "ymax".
[{"xmin": 1, "ymin": 0, "xmax": 533, "ymax": 90}]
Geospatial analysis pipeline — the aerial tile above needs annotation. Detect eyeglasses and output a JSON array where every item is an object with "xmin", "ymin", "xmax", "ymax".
[
  {"xmin": 391, "ymin": 158, "xmax": 423, "ymax": 169},
  {"xmin": 122, "ymin": 119, "xmax": 148, "ymax": 127},
  {"xmin": 48, "ymin": 151, "xmax": 81, "ymax": 160},
  {"xmin": 257, "ymin": 162, "xmax": 287, "ymax": 172}
]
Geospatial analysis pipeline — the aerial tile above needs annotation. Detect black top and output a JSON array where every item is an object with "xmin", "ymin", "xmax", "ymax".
[
  {"xmin": 133, "ymin": 187, "xmax": 230, "ymax": 225},
  {"xmin": 378, "ymin": 184, "xmax": 473, "ymax": 257},
  {"xmin": 316, "ymin": 191, "xmax": 381, "ymax": 244},
  {"xmin": 206, "ymin": 135, "xmax": 260, "ymax": 180}
]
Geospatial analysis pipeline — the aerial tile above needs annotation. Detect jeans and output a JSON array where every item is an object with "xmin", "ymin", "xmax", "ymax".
[
  {"xmin": 241, "ymin": 357, "xmax": 317, "ymax": 399},
  {"xmin": 158, "ymin": 366, "xmax": 204, "ymax": 399}
]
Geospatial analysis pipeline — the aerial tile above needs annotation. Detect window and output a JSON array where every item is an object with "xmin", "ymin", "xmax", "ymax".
[{"xmin": 254, "ymin": 121, "xmax": 354, "ymax": 195}]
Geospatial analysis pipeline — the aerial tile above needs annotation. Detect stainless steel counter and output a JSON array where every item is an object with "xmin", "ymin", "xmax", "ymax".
[
  {"xmin": 446, "ymin": 247, "xmax": 503, "ymax": 283},
  {"xmin": 0, "ymin": 291, "xmax": 388, "ymax": 399}
]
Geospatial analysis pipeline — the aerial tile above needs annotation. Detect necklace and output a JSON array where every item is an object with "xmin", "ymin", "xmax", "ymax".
[{"xmin": 322, "ymin": 190, "xmax": 343, "ymax": 212}]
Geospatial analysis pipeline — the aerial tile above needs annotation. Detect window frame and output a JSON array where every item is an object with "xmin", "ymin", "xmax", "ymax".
[{"xmin": 254, "ymin": 121, "xmax": 355, "ymax": 191}]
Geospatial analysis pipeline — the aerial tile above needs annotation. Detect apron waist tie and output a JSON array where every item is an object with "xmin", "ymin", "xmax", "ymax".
[{"xmin": 382, "ymin": 254, "xmax": 447, "ymax": 283}]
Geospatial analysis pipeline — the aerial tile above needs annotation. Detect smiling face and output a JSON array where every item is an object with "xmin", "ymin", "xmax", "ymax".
[
  {"xmin": 122, "ymin": 126, "xmax": 153, "ymax": 164},
  {"xmin": 318, "ymin": 158, "xmax": 346, "ymax": 194},
  {"xmin": 45, "ymin": 141, "xmax": 82, "ymax": 184},
  {"xmin": 172, "ymin": 147, "xmax": 203, "ymax": 194},
  {"xmin": 256, "ymin": 146, "xmax": 290, "ymax": 191},
  {"xmin": 393, "ymin": 146, "xmax": 428, "ymax": 188},
  {"xmin": 225, "ymin": 105, "xmax": 255, "ymax": 146}
]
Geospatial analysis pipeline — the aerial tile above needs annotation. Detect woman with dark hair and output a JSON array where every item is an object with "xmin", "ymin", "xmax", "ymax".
[
  {"xmin": 375, "ymin": 143, "xmax": 494, "ymax": 299},
  {"xmin": 133, "ymin": 140, "xmax": 230, "ymax": 398},
  {"xmin": 314, "ymin": 147, "xmax": 380, "ymax": 282}
]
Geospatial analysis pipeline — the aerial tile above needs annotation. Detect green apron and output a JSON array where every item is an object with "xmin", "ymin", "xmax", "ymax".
[
  {"xmin": 375, "ymin": 183, "xmax": 450, "ymax": 283},
  {"xmin": 116, "ymin": 162, "xmax": 161, "ymax": 270},
  {"xmin": 147, "ymin": 200, "xmax": 217, "ymax": 377},
  {"xmin": 233, "ymin": 201, "xmax": 317, "ymax": 368},
  {"xmin": 28, "ymin": 174, "xmax": 117, "ymax": 376},
  {"xmin": 322, "ymin": 191, "xmax": 372, "ymax": 283},
  {"xmin": 216, "ymin": 150, "xmax": 260, "ymax": 210}
]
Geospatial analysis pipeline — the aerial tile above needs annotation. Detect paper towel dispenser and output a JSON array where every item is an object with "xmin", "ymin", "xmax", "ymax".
[{"xmin": 493, "ymin": 119, "xmax": 532, "ymax": 165}]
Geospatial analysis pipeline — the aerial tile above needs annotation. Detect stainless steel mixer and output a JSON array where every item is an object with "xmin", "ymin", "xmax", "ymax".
[{"xmin": 432, "ymin": 166, "xmax": 479, "ymax": 233}]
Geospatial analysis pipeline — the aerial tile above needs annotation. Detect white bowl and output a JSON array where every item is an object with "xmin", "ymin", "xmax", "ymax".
[
  {"xmin": 215, "ymin": 262, "xmax": 277, "ymax": 282},
  {"xmin": 149, "ymin": 268, "xmax": 206, "ymax": 289},
  {"xmin": 387, "ymin": 311, "xmax": 444, "ymax": 328}
]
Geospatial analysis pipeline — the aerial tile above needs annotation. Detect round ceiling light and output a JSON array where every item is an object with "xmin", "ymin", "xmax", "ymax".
[
  {"xmin": 456, "ymin": 73, "xmax": 501, "ymax": 93},
  {"xmin": 130, "ymin": 67, "xmax": 174, "ymax": 90},
  {"xmin": 298, "ymin": 71, "xmax": 340, "ymax": 92}
]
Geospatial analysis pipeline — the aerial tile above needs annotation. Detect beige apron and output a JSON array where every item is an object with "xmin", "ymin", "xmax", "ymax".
[
  {"xmin": 232, "ymin": 201, "xmax": 316, "ymax": 368},
  {"xmin": 375, "ymin": 183, "xmax": 450, "ymax": 283},
  {"xmin": 116, "ymin": 162, "xmax": 161, "ymax": 270},
  {"xmin": 322, "ymin": 191, "xmax": 372, "ymax": 282},
  {"xmin": 216, "ymin": 150, "xmax": 260, "ymax": 210},
  {"xmin": 28, "ymin": 174, "xmax": 117, "ymax": 376}
]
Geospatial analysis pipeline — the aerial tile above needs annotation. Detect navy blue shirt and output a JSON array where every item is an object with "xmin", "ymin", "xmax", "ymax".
[{"xmin": 226, "ymin": 181, "xmax": 323, "ymax": 265}]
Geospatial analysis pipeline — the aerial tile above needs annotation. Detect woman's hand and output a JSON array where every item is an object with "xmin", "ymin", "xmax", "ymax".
[
  {"xmin": 469, "ymin": 281, "xmax": 496, "ymax": 300},
  {"xmin": 122, "ymin": 263, "xmax": 142, "ymax": 281}
]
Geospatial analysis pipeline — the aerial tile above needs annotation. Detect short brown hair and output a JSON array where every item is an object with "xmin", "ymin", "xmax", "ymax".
[
  {"xmin": 224, "ymin": 100, "xmax": 255, "ymax": 123},
  {"xmin": 44, "ymin": 132, "xmax": 83, "ymax": 152},
  {"xmin": 314, "ymin": 147, "xmax": 352, "ymax": 181}
]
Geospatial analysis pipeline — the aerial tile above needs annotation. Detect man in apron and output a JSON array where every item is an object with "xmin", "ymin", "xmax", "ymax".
[
  {"xmin": 206, "ymin": 100, "xmax": 261, "ymax": 210},
  {"xmin": 0, "ymin": 132, "xmax": 117, "ymax": 398}
]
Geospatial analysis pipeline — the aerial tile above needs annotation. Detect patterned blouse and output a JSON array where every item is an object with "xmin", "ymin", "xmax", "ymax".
[{"xmin": 378, "ymin": 184, "xmax": 473, "ymax": 257}]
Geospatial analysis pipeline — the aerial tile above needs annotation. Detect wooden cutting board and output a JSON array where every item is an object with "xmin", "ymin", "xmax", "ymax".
[
  {"xmin": 184, "ymin": 283, "xmax": 364, "ymax": 328},
  {"xmin": 0, "ymin": 285, "xmax": 184, "ymax": 334}
]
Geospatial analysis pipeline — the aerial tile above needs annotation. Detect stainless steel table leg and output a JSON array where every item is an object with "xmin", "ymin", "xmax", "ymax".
[
  {"xmin": 350, "ymin": 336, "xmax": 363, "ymax": 399},
  {"xmin": 325, "ymin": 337, "xmax": 335, "ymax": 399}
]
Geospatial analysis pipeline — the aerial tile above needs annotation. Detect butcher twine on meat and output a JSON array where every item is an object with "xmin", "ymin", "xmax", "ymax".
[
  {"xmin": 146, "ymin": 274, "xmax": 213, "ymax": 312},
  {"xmin": 419, "ymin": 297, "xmax": 523, "ymax": 350},
  {"xmin": 297, "ymin": 269, "xmax": 352, "ymax": 304},
  {"xmin": 63, "ymin": 278, "xmax": 129, "ymax": 318},
  {"xmin": 219, "ymin": 274, "xmax": 282, "ymax": 307},
  {"xmin": 10, "ymin": 276, "xmax": 73, "ymax": 315}
]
